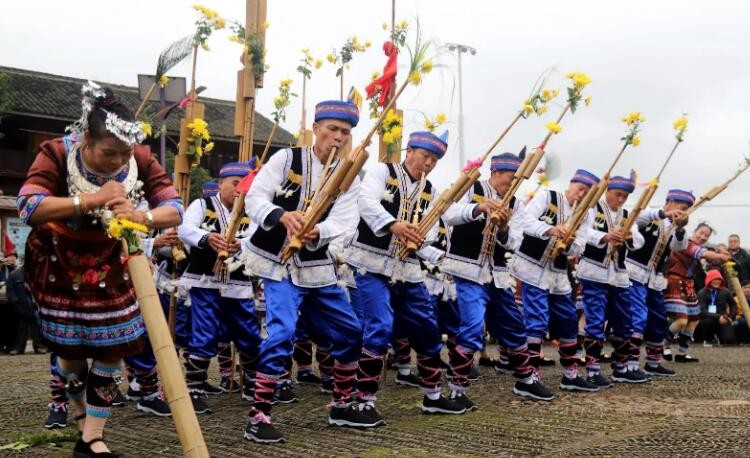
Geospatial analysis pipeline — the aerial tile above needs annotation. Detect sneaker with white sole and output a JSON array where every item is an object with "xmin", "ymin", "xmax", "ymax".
[
  {"xmin": 559, "ymin": 375, "xmax": 599, "ymax": 392},
  {"xmin": 421, "ymin": 395, "xmax": 466, "ymax": 415},
  {"xmin": 644, "ymin": 364, "xmax": 676, "ymax": 377},
  {"xmin": 137, "ymin": 396, "xmax": 172, "ymax": 417},
  {"xmin": 611, "ymin": 369, "xmax": 650, "ymax": 384},
  {"xmin": 394, "ymin": 371, "xmax": 420, "ymax": 388},
  {"xmin": 328, "ymin": 403, "xmax": 384, "ymax": 428},
  {"xmin": 449, "ymin": 392, "xmax": 478, "ymax": 411},
  {"xmin": 244, "ymin": 411, "xmax": 285, "ymax": 443},
  {"xmin": 513, "ymin": 379, "xmax": 555, "ymax": 401},
  {"xmin": 44, "ymin": 403, "xmax": 68, "ymax": 429}
]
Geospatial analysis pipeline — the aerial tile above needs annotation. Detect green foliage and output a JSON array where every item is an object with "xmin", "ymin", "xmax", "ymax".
[{"xmin": 164, "ymin": 150, "xmax": 214, "ymax": 203}]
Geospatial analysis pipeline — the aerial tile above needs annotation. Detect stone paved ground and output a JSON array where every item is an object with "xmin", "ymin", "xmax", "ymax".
[{"xmin": 2, "ymin": 345, "xmax": 749, "ymax": 457}]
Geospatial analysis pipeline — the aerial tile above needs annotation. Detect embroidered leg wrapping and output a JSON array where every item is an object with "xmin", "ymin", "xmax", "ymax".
[
  {"xmin": 629, "ymin": 335, "xmax": 643, "ymax": 363},
  {"xmin": 557, "ymin": 339, "xmax": 578, "ymax": 369},
  {"xmin": 527, "ymin": 338, "xmax": 542, "ymax": 373},
  {"xmin": 217, "ymin": 342, "xmax": 233, "ymax": 380},
  {"xmin": 498, "ymin": 345, "xmax": 510, "ymax": 367},
  {"xmin": 317, "ymin": 348, "xmax": 334, "ymax": 381},
  {"xmin": 645, "ymin": 341, "xmax": 664, "ymax": 366},
  {"xmin": 508, "ymin": 345, "xmax": 533, "ymax": 380},
  {"xmin": 251, "ymin": 373, "xmax": 278, "ymax": 415},
  {"xmin": 357, "ymin": 349, "xmax": 384, "ymax": 401},
  {"xmin": 584, "ymin": 337, "xmax": 603, "ymax": 375},
  {"xmin": 611, "ymin": 336, "xmax": 630, "ymax": 371},
  {"xmin": 86, "ymin": 361, "xmax": 123, "ymax": 419},
  {"xmin": 677, "ymin": 331, "xmax": 692, "ymax": 354},
  {"xmin": 57, "ymin": 360, "xmax": 89, "ymax": 402},
  {"xmin": 417, "ymin": 353, "xmax": 443, "ymax": 395},
  {"xmin": 184, "ymin": 356, "xmax": 210, "ymax": 392},
  {"xmin": 240, "ymin": 351, "xmax": 257, "ymax": 396},
  {"xmin": 333, "ymin": 361, "xmax": 358, "ymax": 405},
  {"xmin": 50, "ymin": 354, "xmax": 69, "ymax": 406},
  {"xmin": 448, "ymin": 345, "xmax": 474, "ymax": 389},
  {"xmin": 133, "ymin": 366, "xmax": 159, "ymax": 399},
  {"xmin": 394, "ymin": 338, "xmax": 412, "ymax": 369},
  {"xmin": 293, "ymin": 340, "xmax": 314, "ymax": 369}
]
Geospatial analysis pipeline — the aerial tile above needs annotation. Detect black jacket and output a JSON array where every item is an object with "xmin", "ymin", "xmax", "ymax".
[
  {"xmin": 7, "ymin": 267, "xmax": 33, "ymax": 319},
  {"xmin": 731, "ymin": 248, "xmax": 750, "ymax": 285},
  {"xmin": 697, "ymin": 286, "xmax": 736, "ymax": 318}
]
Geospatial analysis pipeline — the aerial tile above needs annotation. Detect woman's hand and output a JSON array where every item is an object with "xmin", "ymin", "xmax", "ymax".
[{"xmin": 91, "ymin": 181, "xmax": 127, "ymax": 208}]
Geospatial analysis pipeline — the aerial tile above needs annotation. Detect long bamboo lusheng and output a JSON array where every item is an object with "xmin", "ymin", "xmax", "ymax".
[
  {"xmin": 686, "ymin": 161, "xmax": 750, "ymax": 216},
  {"xmin": 281, "ymin": 79, "xmax": 410, "ymax": 262},
  {"xmin": 125, "ymin": 250, "xmax": 209, "ymax": 457},
  {"xmin": 396, "ymin": 111, "xmax": 528, "ymax": 259}
]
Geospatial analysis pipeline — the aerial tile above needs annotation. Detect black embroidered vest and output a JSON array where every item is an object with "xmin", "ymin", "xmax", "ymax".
[
  {"xmin": 446, "ymin": 181, "xmax": 515, "ymax": 269},
  {"xmin": 248, "ymin": 147, "xmax": 332, "ymax": 265},
  {"xmin": 626, "ymin": 219, "xmax": 673, "ymax": 274},
  {"xmin": 517, "ymin": 190, "xmax": 568, "ymax": 271},
  {"xmin": 184, "ymin": 196, "xmax": 251, "ymax": 282},
  {"xmin": 352, "ymin": 163, "xmax": 433, "ymax": 261},
  {"xmin": 581, "ymin": 202, "xmax": 628, "ymax": 270}
]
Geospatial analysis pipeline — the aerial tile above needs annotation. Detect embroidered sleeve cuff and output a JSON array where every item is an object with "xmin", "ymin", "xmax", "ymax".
[
  {"xmin": 466, "ymin": 204, "xmax": 482, "ymax": 222},
  {"xmin": 16, "ymin": 194, "xmax": 47, "ymax": 224},
  {"xmin": 593, "ymin": 231, "xmax": 608, "ymax": 248},
  {"xmin": 694, "ymin": 247, "xmax": 707, "ymax": 260},
  {"xmin": 417, "ymin": 245, "xmax": 444, "ymax": 264},
  {"xmin": 253, "ymin": 202, "xmax": 284, "ymax": 230},
  {"xmin": 264, "ymin": 208, "xmax": 285, "ymax": 229},
  {"xmin": 373, "ymin": 214, "xmax": 397, "ymax": 237},
  {"xmin": 198, "ymin": 234, "xmax": 210, "ymax": 249}
]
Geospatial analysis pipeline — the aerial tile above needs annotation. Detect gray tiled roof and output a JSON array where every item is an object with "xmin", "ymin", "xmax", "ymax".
[{"xmin": 0, "ymin": 66, "xmax": 293, "ymax": 145}]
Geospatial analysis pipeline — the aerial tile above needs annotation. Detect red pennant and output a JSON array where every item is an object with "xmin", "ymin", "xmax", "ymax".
[
  {"xmin": 236, "ymin": 170, "xmax": 257, "ymax": 194},
  {"xmin": 365, "ymin": 41, "xmax": 398, "ymax": 107}
]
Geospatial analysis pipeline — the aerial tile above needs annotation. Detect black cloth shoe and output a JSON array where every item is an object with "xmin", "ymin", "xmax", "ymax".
[
  {"xmin": 296, "ymin": 370, "xmax": 322, "ymax": 385},
  {"xmin": 421, "ymin": 395, "xmax": 467, "ymax": 415},
  {"xmin": 631, "ymin": 368, "xmax": 652, "ymax": 381},
  {"xmin": 44, "ymin": 403, "xmax": 68, "ymax": 429},
  {"xmin": 356, "ymin": 401, "xmax": 387, "ymax": 426},
  {"xmin": 559, "ymin": 375, "xmax": 599, "ymax": 392},
  {"xmin": 663, "ymin": 348, "xmax": 673, "ymax": 361},
  {"xmin": 675, "ymin": 354, "xmax": 699, "ymax": 363},
  {"xmin": 468, "ymin": 364, "xmax": 481, "ymax": 382},
  {"xmin": 478, "ymin": 356, "xmax": 497, "ymax": 367},
  {"xmin": 201, "ymin": 381, "xmax": 223, "ymax": 395},
  {"xmin": 540, "ymin": 357, "xmax": 556, "ymax": 366},
  {"xmin": 125, "ymin": 386, "xmax": 140, "ymax": 402},
  {"xmin": 645, "ymin": 364, "xmax": 676, "ymax": 377},
  {"xmin": 587, "ymin": 372, "xmax": 613, "ymax": 389},
  {"xmin": 611, "ymin": 370, "xmax": 650, "ymax": 384},
  {"xmin": 73, "ymin": 437, "xmax": 119, "ymax": 457},
  {"xmin": 136, "ymin": 396, "xmax": 172, "ymax": 417},
  {"xmin": 272, "ymin": 383, "xmax": 299, "ymax": 404},
  {"xmin": 110, "ymin": 390, "xmax": 127, "ymax": 407},
  {"xmin": 219, "ymin": 377, "xmax": 240, "ymax": 393},
  {"xmin": 320, "ymin": 378, "xmax": 334, "ymax": 394},
  {"xmin": 244, "ymin": 414, "xmax": 285, "ymax": 443},
  {"xmin": 190, "ymin": 392, "xmax": 211, "ymax": 414},
  {"xmin": 449, "ymin": 392, "xmax": 478, "ymax": 411},
  {"xmin": 493, "ymin": 360, "xmax": 512, "ymax": 374},
  {"xmin": 395, "ymin": 371, "xmax": 420, "ymax": 387},
  {"xmin": 328, "ymin": 403, "xmax": 384, "ymax": 427},
  {"xmin": 513, "ymin": 379, "xmax": 555, "ymax": 401}
]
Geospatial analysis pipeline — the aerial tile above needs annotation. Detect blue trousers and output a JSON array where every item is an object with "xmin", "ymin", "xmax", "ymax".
[
  {"xmin": 629, "ymin": 281, "xmax": 667, "ymax": 343},
  {"xmin": 522, "ymin": 282, "xmax": 578, "ymax": 341},
  {"xmin": 351, "ymin": 272, "xmax": 442, "ymax": 357},
  {"xmin": 188, "ymin": 287, "xmax": 262, "ymax": 360},
  {"xmin": 124, "ymin": 293, "xmax": 174, "ymax": 372},
  {"xmin": 434, "ymin": 296, "xmax": 460, "ymax": 337},
  {"xmin": 581, "ymin": 279, "xmax": 632, "ymax": 340},
  {"xmin": 258, "ymin": 277, "xmax": 362, "ymax": 375},
  {"xmin": 454, "ymin": 277, "xmax": 526, "ymax": 351},
  {"xmin": 157, "ymin": 292, "xmax": 192, "ymax": 349}
]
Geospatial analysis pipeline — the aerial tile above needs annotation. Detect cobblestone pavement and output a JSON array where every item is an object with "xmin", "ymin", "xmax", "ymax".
[{"xmin": 2, "ymin": 346, "xmax": 749, "ymax": 457}]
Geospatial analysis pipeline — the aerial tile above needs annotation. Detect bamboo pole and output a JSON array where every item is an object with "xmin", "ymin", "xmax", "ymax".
[
  {"xmin": 135, "ymin": 82, "xmax": 158, "ymax": 119},
  {"xmin": 726, "ymin": 269, "xmax": 750, "ymax": 331},
  {"xmin": 126, "ymin": 252, "xmax": 208, "ymax": 457}
]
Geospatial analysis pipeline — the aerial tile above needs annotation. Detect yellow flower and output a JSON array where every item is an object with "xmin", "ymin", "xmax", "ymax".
[
  {"xmin": 552, "ymin": 89, "xmax": 560, "ymax": 98},
  {"xmin": 201, "ymin": 43, "xmax": 210, "ymax": 51},
  {"xmin": 631, "ymin": 135, "xmax": 641, "ymax": 147},
  {"xmin": 382, "ymin": 131, "xmax": 394, "ymax": 144},
  {"xmin": 365, "ymin": 40, "xmax": 372, "ymax": 48},
  {"xmin": 536, "ymin": 105, "xmax": 548, "ymax": 116},
  {"xmin": 293, "ymin": 132, "xmax": 300, "ymax": 139},
  {"xmin": 327, "ymin": 53, "xmax": 336, "ymax": 63},
  {"xmin": 141, "ymin": 122, "xmax": 152, "ymax": 137},
  {"xmin": 424, "ymin": 117, "xmax": 433, "ymax": 130},
  {"xmin": 565, "ymin": 71, "xmax": 592, "ymax": 89},
  {"xmin": 280, "ymin": 78, "xmax": 293, "ymax": 87},
  {"xmin": 542, "ymin": 88, "xmax": 552, "ymax": 100},
  {"xmin": 538, "ymin": 175, "xmax": 550, "ymax": 187},
  {"xmin": 370, "ymin": 71, "xmax": 381, "ymax": 81},
  {"xmin": 420, "ymin": 59, "xmax": 433, "ymax": 74},
  {"xmin": 263, "ymin": 20, "xmax": 270, "ymax": 30},
  {"xmin": 107, "ymin": 217, "xmax": 148, "ymax": 240},
  {"xmin": 390, "ymin": 125, "xmax": 402, "ymax": 139},
  {"xmin": 523, "ymin": 104, "xmax": 534, "ymax": 115},
  {"xmin": 314, "ymin": 59, "xmax": 323, "ymax": 69},
  {"xmin": 584, "ymin": 96, "xmax": 592, "ymax": 106},
  {"xmin": 213, "ymin": 17, "xmax": 225, "ymax": 30},
  {"xmin": 158, "ymin": 75, "xmax": 170, "ymax": 87},
  {"xmin": 622, "ymin": 111, "xmax": 645, "ymax": 125},
  {"xmin": 545, "ymin": 122, "xmax": 562, "ymax": 134},
  {"xmin": 673, "ymin": 116, "xmax": 688, "ymax": 132},
  {"xmin": 435, "ymin": 113, "xmax": 447, "ymax": 124},
  {"xmin": 382, "ymin": 22, "xmax": 388, "ymax": 30},
  {"xmin": 205, "ymin": 142, "xmax": 215, "ymax": 153},
  {"xmin": 408, "ymin": 70, "xmax": 422, "ymax": 85},
  {"xmin": 398, "ymin": 20, "xmax": 409, "ymax": 30}
]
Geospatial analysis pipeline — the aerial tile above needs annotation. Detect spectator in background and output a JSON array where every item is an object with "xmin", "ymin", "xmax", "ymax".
[
  {"xmin": 1, "ymin": 234, "xmax": 18, "ymax": 353},
  {"xmin": 7, "ymin": 266, "xmax": 46, "ymax": 355},
  {"xmin": 695, "ymin": 269, "xmax": 736, "ymax": 345},
  {"xmin": 734, "ymin": 281, "xmax": 750, "ymax": 344},
  {"xmin": 728, "ymin": 234, "xmax": 750, "ymax": 284}
]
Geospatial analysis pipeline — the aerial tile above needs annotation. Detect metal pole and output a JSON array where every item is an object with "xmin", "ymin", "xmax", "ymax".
[{"xmin": 457, "ymin": 48, "xmax": 465, "ymax": 167}]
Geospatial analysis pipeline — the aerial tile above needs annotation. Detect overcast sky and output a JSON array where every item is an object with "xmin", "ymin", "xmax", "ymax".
[{"xmin": 3, "ymin": 0, "xmax": 749, "ymax": 244}]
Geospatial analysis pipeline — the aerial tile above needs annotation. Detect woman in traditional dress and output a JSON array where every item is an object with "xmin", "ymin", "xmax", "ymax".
[
  {"xmin": 17, "ymin": 82, "xmax": 182, "ymax": 457},
  {"xmin": 663, "ymin": 222, "xmax": 730, "ymax": 363}
]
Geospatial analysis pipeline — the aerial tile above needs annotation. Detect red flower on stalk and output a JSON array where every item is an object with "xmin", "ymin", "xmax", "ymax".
[{"xmin": 82, "ymin": 269, "xmax": 100, "ymax": 285}]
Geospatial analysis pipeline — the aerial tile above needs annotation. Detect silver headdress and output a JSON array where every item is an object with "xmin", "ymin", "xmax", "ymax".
[{"xmin": 66, "ymin": 80, "xmax": 146, "ymax": 146}]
